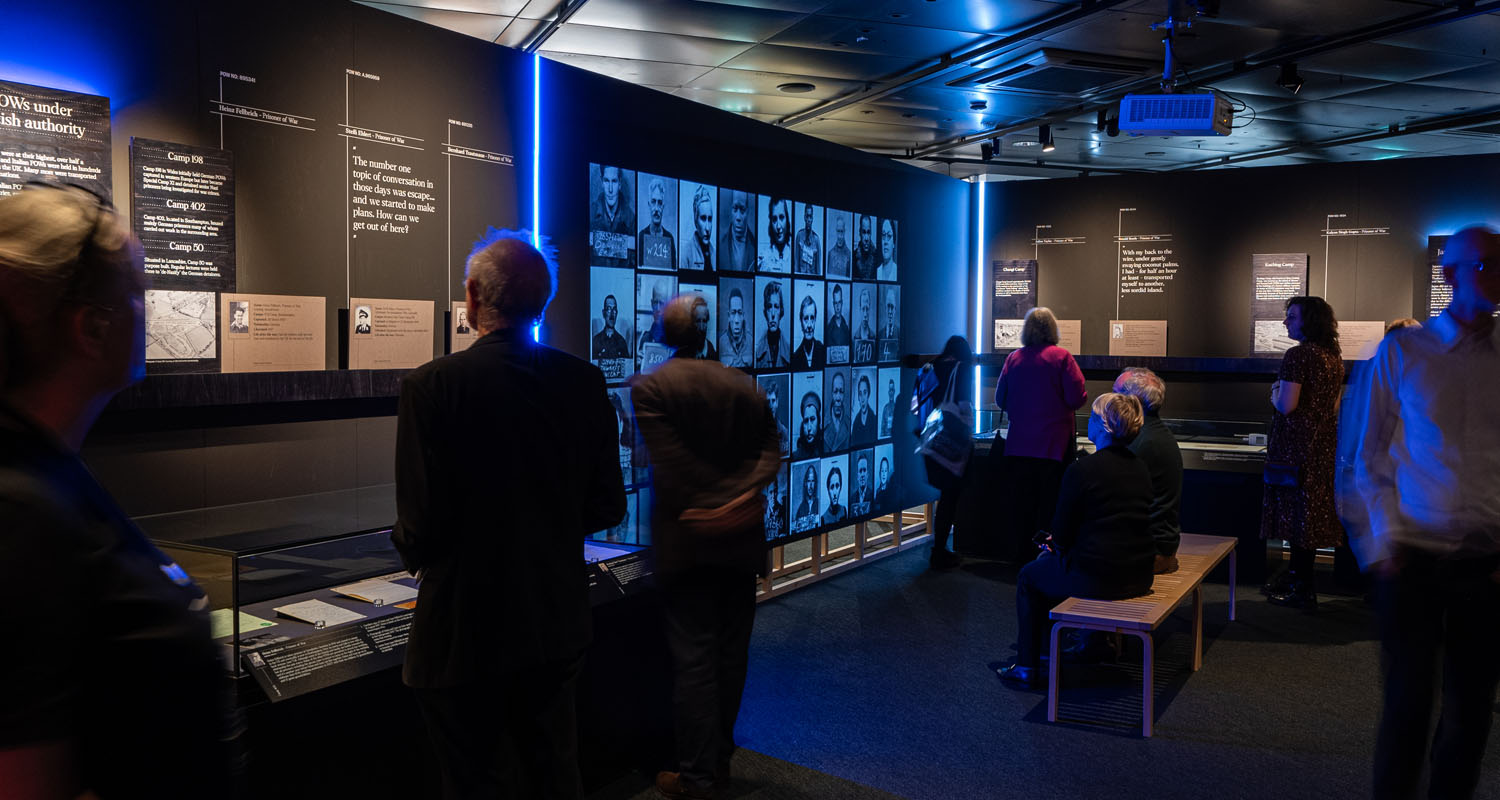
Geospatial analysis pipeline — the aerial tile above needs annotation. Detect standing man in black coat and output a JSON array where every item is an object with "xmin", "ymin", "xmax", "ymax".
[
  {"xmin": 393, "ymin": 230, "xmax": 625, "ymax": 799},
  {"xmin": 631, "ymin": 295, "xmax": 781, "ymax": 800}
]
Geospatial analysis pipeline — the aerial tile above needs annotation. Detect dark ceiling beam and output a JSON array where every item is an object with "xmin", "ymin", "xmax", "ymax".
[
  {"xmin": 773, "ymin": 0, "xmax": 1133, "ymax": 129},
  {"xmin": 519, "ymin": 0, "xmax": 591, "ymax": 54},
  {"xmin": 1169, "ymin": 105, "xmax": 1500, "ymax": 171},
  {"xmin": 917, "ymin": 156, "xmax": 1146, "ymax": 175},
  {"xmin": 901, "ymin": 0, "xmax": 1500, "ymax": 163}
]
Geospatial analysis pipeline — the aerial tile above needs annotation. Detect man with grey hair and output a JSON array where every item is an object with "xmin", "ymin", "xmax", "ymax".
[
  {"xmin": 638, "ymin": 177, "xmax": 676, "ymax": 268},
  {"xmin": 630, "ymin": 294, "xmax": 780, "ymax": 800},
  {"xmin": 394, "ymin": 229, "xmax": 625, "ymax": 799},
  {"xmin": 1114, "ymin": 367, "xmax": 1182, "ymax": 574}
]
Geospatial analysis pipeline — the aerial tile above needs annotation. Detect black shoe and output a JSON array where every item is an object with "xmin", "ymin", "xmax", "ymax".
[
  {"xmin": 929, "ymin": 548, "xmax": 962, "ymax": 570},
  {"xmin": 1262, "ymin": 568, "xmax": 1293, "ymax": 597},
  {"xmin": 996, "ymin": 663, "xmax": 1043, "ymax": 688},
  {"xmin": 1062, "ymin": 632, "xmax": 1118, "ymax": 664},
  {"xmin": 1267, "ymin": 583, "xmax": 1318, "ymax": 612}
]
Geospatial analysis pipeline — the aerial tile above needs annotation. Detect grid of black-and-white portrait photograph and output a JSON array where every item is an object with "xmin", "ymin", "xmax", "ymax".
[{"xmin": 587, "ymin": 163, "xmax": 903, "ymax": 547}]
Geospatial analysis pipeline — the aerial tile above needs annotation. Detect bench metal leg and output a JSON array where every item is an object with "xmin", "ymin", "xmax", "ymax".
[
  {"xmin": 1192, "ymin": 585, "xmax": 1204, "ymax": 672},
  {"xmin": 1228, "ymin": 548, "xmax": 1238, "ymax": 621},
  {"xmin": 1131, "ymin": 630, "xmax": 1155, "ymax": 737},
  {"xmin": 1046, "ymin": 622, "xmax": 1065, "ymax": 723}
]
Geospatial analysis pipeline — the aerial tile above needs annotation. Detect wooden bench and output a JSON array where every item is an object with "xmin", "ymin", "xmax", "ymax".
[{"xmin": 1046, "ymin": 533, "xmax": 1238, "ymax": 737}]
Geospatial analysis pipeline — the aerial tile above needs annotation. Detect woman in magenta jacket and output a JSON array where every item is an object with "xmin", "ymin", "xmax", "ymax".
[{"xmin": 994, "ymin": 307, "xmax": 1088, "ymax": 551}]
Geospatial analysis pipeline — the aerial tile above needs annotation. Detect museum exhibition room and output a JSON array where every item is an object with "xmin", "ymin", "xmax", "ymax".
[{"xmin": 2, "ymin": 0, "xmax": 1498, "ymax": 798}]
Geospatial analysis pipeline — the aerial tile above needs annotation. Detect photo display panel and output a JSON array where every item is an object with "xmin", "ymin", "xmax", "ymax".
[{"xmin": 586, "ymin": 166, "xmax": 903, "ymax": 546}]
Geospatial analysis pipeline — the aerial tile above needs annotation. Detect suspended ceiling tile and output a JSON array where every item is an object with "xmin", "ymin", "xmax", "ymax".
[
  {"xmin": 891, "ymin": 84, "xmax": 1066, "ymax": 118},
  {"xmin": 1208, "ymin": 67, "xmax": 1386, "ymax": 103},
  {"xmin": 765, "ymin": 15, "xmax": 986, "ymax": 59},
  {"xmin": 358, "ymin": 3, "xmax": 513, "ymax": 40},
  {"xmin": 541, "ymin": 52, "xmax": 714, "ymax": 86},
  {"xmin": 496, "ymin": 16, "xmax": 545, "ymax": 47},
  {"xmin": 1298, "ymin": 42, "xmax": 1490, "ymax": 82},
  {"xmin": 670, "ymin": 86, "xmax": 824, "ymax": 116},
  {"xmin": 719, "ymin": 43, "xmax": 914, "ymax": 80},
  {"xmin": 1404, "ymin": 139, "xmax": 1500, "ymax": 156},
  {"xmin": 1377, "ymin": 12, "xmax": 1500, "ymax": 61},
  {"xmin": 543, "ymin": 24, "xmax": 755, "ymax": 67},
  {"xmin": 1324, "ymin": 84, "xmax": 1500, "ymax": 115},
  {"xmin": 1414, "ymin": 62, "xmax": 1500, "ymax": 92},
  {"xmin": 683, "ymin": 67, "xmax": 867, "ymax": 100},
  {"xmin": 568, "ymin": 0, "xmax": 805, "ymax": 43},
  {"xmin": 362, "ymin": 0, "xmax": 530, "ymax": 15},
  {"xmin": 1255, "ymin": 100, "xmax": 1413, "ymax": 130},
  {"xmin": 1208, "ymin": 0, "xmax": 1435, "ymax": 36},
  {"xmin": 1360, "ymin": 132, "xmax": 1490, "ymax": 153},
  {"xmin": 1037, "ymin": 12, "xmax": 1283, "ymax": 65},
  {"xmin": 697, "ymin": 0, "xmax": 831, "ymax": 13},
  {"xmin": 815, "ymin": 0, "xmax": 1060, "ymax": 35}
]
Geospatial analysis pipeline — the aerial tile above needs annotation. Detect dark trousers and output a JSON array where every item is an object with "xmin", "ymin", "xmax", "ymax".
[
  {"xmin": 662, "ymin": 568, "xmax": 758, "ymax": 792},
  {"xmin": 1374, "ymin": 549, "xmax": 1500, "ymax": 800},
  {"xmin": 412, "ymin": 653, "xmax": 585, "ymax": 800},
  {"xmin": 924, "ymin": 455, "xmax": 962, "ymax": 552},
  {"xmin": 1015, "ymin": 551, "xmax": 1099, "ymax": 668}
]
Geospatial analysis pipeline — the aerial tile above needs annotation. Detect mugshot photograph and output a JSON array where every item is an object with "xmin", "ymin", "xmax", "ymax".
[
  {"xmin": 354, "ymin": 305, "xmax": 373, "ymax": 334},
  {"xmin": 679, "ymin": 181, "xmax": 716, "ymax": 272},
  {"xmin": 876, "ymin": 218, "xmax": 898, "ymax": 282},
  {"xmin": 636, "ymin": 274, "xmax": 677, "ymax": 371},
  {"xmin": 852, "ymin": 213, "xmax": 879, "ymax": 280},
  {"xmin": 849, "ymin": 367, "xmax": 878, "ymax": 447},
  {"xmin": 227, "ymin": 301, "xmax": 250, "ymax": 334},
  {"xmin": 590, "ymin": 266, "xmax": 635, "ymax": 382},
  {"xmin": 793, "ymin": 201, "xmax": 822, "ymax": 276},
  {"xmin": 679, "ymin": 284, "xmax": 718, "ymax": 360},
  {"xmin": 791, "ymin": 459, "xmax": 820, "ymax": 534},
  {"xmin": 793, "ymin": 374, "xmax": 823, "ymax": 460},
  {"xmin": 825, "ymin": 209, "xmax": 853, "ymax": 279},
  {"xmin": 754, "ymin": 276, "xmax": 790, "ymax": 369},
  {"xmin": 589, "ymin": 163, "xmax": 636, "ymax": 267},
  {"xmin": 820, "ymin": 454, "xmax": 848, "ymax": 526},
  {"xmin": 758, "ymin": 196, "xmax": 793, "ymax": 273},
  {"xmin": 607, "ymin": 387, "xmax": 636, "ymax": 484},
  {"xmin": 758, "ymin": 373, "xmax": 792, "ymax": 458},
  {"xmin": 454, "ymin": 308, "xmax": 470, "ymax": 335},
  {"xmin": 825, "ymin": 282, "xmax": 851, "ymax": 365},
  {"xmin": 848, "ymin": 449, "xmax": 874, "ymax": 517},
  {"xmin": 636, "ymin": 173, "xmax": 678, "ymax": 270},
  {"xmin": 852, "ymin": 283, "xmax": 877, "ymax": 364},
  {"xmin": 718, "ymin": 188, "xmax": 757, "ymax": 272},
  {"xmin": 763, "ymin": 464, "xmax": 789, "ymax": 542},
  {"xmin": 873, "ymin": 443, "xmax": 897, "ymax": 511},
  {"xmin": 822, "ymin": 366, "xmax": 851, "ymax": 454},
  {"xmin": 879, "ymin": 367, "xmax": 900, "ymax": 439},
  {"xmin": 878, "ymin": 286, "xmax": 901, "ymax": 363},
  {"xmin": 718, "ymin": 277, "xmax": 754, "ymax": 368},
  {"xmin": 792, "ymin": 279, "xmax": 826, "ymax": 371}
]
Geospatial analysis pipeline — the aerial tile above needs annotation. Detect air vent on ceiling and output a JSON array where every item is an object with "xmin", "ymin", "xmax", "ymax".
[{"xmin": 947, "ymin": 48, "xmax": 1157, "ymax": 97}]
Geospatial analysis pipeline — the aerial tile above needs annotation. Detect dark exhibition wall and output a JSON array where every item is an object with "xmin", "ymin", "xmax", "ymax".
[
  {"xmin": 981, "ymin": 153, "xmax": 1500, "ymax": 418},
  {"xmin": 2, "ymin": 0, "xmax": 966, "ymax": 519}
]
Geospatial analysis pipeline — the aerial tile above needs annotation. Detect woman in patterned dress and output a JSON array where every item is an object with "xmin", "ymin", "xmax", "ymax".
[{"xmin": 1262, "ymin": 295, "xmax": 1344, "ymax": 610}]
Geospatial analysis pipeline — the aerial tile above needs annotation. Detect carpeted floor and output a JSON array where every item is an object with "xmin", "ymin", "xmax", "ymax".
[
  {"xmin": 590, "ymin": 748, "xmax": 905, "ymax": 800},
  {"xmin": 717, "ymin": 545, "xmax": 1500, "ymax": 800}
]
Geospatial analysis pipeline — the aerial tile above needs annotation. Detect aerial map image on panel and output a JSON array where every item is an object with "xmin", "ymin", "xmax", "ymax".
[{"xmin": 145, "ymin": 290, "xmax": 217, "ymax": 361}]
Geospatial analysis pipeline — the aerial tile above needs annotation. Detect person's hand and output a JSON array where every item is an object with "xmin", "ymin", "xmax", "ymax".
[{"xmin": 1269, "ymin": 380, "xmax": 1281, "ymax": 405}]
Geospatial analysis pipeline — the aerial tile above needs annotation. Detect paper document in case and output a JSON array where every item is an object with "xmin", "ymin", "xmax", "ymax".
[
  {"xmin": 272, "ymin": 598, "xmax": 367, "ymax": 628},
  {"xmin": 331, "ymin": 578, "xmax": 419, "ymax": 606}
]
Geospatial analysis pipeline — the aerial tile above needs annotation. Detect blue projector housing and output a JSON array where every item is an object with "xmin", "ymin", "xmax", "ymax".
[{"xmin": 1118, "ymin": 92, "xmax": 1233, "ymax": 136}]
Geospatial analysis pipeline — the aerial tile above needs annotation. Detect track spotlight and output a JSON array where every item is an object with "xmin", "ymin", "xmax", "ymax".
[
  {"xmin": 1040, "ymin": 124, "xmax": 1055, "ymax": 153},
  {"xmin": 1277, "ymin": 62, "xmax": 1303, "ymax": 95}
]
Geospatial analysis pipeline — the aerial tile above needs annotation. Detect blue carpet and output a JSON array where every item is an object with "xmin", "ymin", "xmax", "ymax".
[{"xmin": 729, "ymin": 546, "xmax": 1500, "ymax": 800}]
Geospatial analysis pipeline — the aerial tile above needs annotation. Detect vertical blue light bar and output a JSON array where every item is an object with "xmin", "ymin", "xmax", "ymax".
[
  {"xmin": 532, "ymin": 52, "xmax": 542, "ymax": 342},
  {"xmin": 973, "ymin": 179, "xmax": 985, "ymax": 432}
]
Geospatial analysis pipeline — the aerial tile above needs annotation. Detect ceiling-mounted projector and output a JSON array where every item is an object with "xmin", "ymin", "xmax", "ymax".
[{"xmin": 1118, "ymin": 92, "xmax": 1232, "ymax": 136}]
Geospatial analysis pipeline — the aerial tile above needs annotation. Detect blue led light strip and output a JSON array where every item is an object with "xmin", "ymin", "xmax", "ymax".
[
  {"xmin": 532, "ymin": 52, "xmax": 542, "ymax": 342},
  {"xmin": 973, "ymin": 179, "xmax": 985, "ymax": 432}
]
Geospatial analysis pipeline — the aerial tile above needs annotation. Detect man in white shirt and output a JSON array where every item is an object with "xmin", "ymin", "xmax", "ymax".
[{"xmin": 1353, "ymin": 224, "xmax": 1500, "ymax": 800}]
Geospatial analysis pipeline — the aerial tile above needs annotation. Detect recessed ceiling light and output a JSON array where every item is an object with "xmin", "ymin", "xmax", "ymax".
[
  {"xmin": 969, "ymin": 99, "xmax": 988, "ymax": 110},
  {"xmin": 1455, "ymin": 106, "xmax": 1471, "ymax": 111},
  {"xmin": 861, "ymin": 109, "xmax": 875, "ymax": 114},
  {"xmin": 1145, "ymin": 151, "xmax": 1166, "ymax": 156},
  {"xmin": 832, "ymin": 40, "xmax": 847, "ymax": 47},
  {"xmin": 1013, "ymin": 140, "xmax": 1039, "ymax": 147},
  {"xmin": 777, "ymin": 82, "xmax": 816, "ymax": 93},
  {"xmin": 901, "ymin": 112, "xmax": 916, "ymax": 118},
  {"xmin": 890, "ymin": 12, "xmax": 908, "ymax": 19}
]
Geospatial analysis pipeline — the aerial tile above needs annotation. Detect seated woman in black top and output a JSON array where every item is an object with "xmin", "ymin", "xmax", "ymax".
[{"xmin": 998, "ymin": 392, "xmax": 1156, "ymax": 687}]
